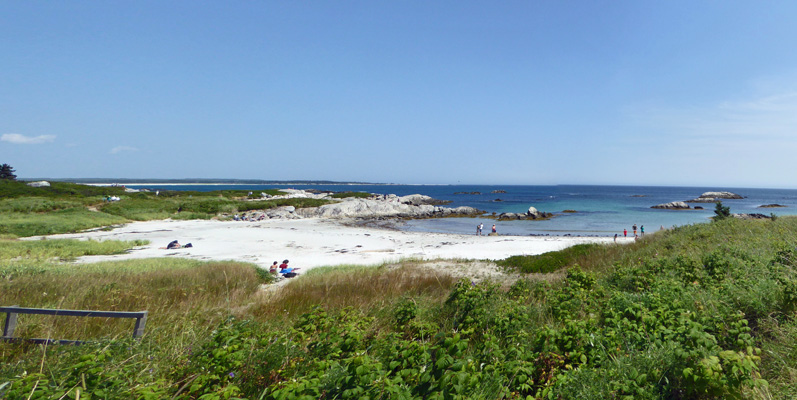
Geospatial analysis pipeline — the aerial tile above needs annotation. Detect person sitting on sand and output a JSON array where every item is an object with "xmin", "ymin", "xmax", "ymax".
[
  {"xmin": 279, "ymin": 259, "xmax": 301, "ymax": 277},
  {"xmin": 166, "ymin": 240, "xmax": 181, "ymax": 249},
  {"xmin": 269, "ymin": 261, "xmax": 279, "ymax": 274}
]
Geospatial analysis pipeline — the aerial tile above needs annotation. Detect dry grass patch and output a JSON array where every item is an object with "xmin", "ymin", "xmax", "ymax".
[
  {"xmin": 247, "ymin": 263, "xmax": 459, "ymax": 321},
  {"xmin": 0, "ymin": 258, "xmax": 265, "ymax": 362}
]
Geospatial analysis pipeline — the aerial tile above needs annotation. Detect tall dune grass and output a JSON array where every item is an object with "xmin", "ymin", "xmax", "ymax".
[
  {"xmin": 0, "ymin": 258, "xmax": 267, "ymax": 362},
  {"xmin": 247, "ymin": 264, "xmax": 457, "ymax": 321}
]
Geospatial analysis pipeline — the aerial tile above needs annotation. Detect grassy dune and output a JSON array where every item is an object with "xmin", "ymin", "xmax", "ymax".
[
  {"xmin": 2, "ymin": 217, "xmax": 797, "ymax": 398},
  {"xmin": 0, "ymin": 181, "xmax": 331, "ymax": 237},
  {"xmin": 3, "ymin": 181, "xmax": 797, "ymax": 398}
]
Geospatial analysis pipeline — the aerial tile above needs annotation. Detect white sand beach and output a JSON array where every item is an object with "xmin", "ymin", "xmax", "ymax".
[{"xmin": 36, "ymin": 218, "xmax": 631, "ymax": 272}]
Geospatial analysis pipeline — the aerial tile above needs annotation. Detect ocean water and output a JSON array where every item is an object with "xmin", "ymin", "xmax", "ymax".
[{"xmin": 125, "ymin": 184, "xmax": 797, "ymax": 236}]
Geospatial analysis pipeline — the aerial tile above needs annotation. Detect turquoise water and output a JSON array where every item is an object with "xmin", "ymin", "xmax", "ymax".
[{"xmin": 126, "ymin": 184, "xmax": 797, "ymax": 236}]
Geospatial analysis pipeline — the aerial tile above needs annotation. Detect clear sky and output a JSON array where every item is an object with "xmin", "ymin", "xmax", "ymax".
[{"xmin": 3, "ymin": 1, "xmax": 797, "ymax": 187}]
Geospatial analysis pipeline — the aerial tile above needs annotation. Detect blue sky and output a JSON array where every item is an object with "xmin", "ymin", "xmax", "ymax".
[{"xmin": 3, "ymin": 1, "xmax": 797, "ymax": 187}]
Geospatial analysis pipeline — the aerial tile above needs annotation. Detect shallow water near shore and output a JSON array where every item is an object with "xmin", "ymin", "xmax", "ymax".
[{"xmin": 125, "ymin": 184, "xmax": 797, "ymax": 236}]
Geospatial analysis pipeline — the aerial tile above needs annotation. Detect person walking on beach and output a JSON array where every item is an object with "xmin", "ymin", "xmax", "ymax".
[
  {"xmin": 623, "ymin": 228, "xmax": 627, "ymax": 237},
  {"xmin": 632, "ymin": 224, "xmax": 637, "ymax": 236},
  {"xmin": 640, "ymin": 225, "xmax": 645, "ymax": 236},
  {"xmin": 477, "ymin": 223, "xmax": 484, "ymax": 236},
  {"xmin": 492, "ymin": 224, "xmax": 496, "ymax": 233},
  {"xmin": 614, "ymin": 233, "xmax": 618, "ymax": 242}
]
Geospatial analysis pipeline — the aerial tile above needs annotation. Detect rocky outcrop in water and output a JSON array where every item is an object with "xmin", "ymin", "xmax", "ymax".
[
  {"xmin": 732, "ymin": 213, "xmax": 771, "ymax": 220},
  {"xmin": 687, "ymin": 191, "xmax": 744, "ymax": 203},
  {"xmin": 651, "ymin": 201, "xmax": 691, "ymax": 210},
  {"xmin": 759, "ymin": 204, "xmax": 787, "ymax": 208},
  {"xmin": 496, "ymin": 206, "xmax": 553, "ymax": 220}
]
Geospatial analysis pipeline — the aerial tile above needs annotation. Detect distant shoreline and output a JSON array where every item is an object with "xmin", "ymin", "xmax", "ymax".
[{"xmin": 82, "ymin": 182, "xmax": 451, "ymax": 187}]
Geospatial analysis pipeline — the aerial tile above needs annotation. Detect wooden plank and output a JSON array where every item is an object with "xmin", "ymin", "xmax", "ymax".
[
  {"xmin": 0, "ymin": 307, "xmax": 146, "ymax": 319},
  {"xmin": 0, "ymin": 306, "xmax": 148, "ymax": 344}
]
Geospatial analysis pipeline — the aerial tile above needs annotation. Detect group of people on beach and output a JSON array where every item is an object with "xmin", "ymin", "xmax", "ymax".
[
  {"xmin": 614, "ymin": 224, "xmax": 645, "ymax": 242},
  {"xmin": 270, "ymin": 259, "xmax": 300, "ymax": 278},
  {"xmin": 476, "ymin": 223, "xmax": 497, "ymax": 236}
]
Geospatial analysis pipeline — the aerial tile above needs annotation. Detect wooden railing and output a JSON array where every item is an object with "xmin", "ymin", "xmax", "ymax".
[{"xmin": 1, "ymin": 306, "xmax": 147, "ymax": 345}]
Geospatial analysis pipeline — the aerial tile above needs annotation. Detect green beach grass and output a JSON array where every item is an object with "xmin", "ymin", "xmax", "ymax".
[
  {"xmin": 0, "ymin": 181, "xmax": 334, "ymax": 237},
  {"xmin": 2, "ymin": 218, "xmax": 797, "ymax": 398},
  {"xmin": 3, "ymin": 181, "xmax": 797, "ymax": 398}
]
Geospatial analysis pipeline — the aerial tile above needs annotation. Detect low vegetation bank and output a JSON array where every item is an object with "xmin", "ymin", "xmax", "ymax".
[{"xmin": 3, "ymin": 216, "xmax": 797, "ymax": 398}]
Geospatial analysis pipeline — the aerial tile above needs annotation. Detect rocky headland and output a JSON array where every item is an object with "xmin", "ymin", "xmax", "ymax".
[{"xmin": 240, "ymin": 189, "xmax": 483, "ymax": 220}]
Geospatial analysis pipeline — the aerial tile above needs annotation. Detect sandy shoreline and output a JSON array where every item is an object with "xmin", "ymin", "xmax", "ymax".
[{"xmin": 33, "ymin": 218, "xmax": 631, "ymax": 273}]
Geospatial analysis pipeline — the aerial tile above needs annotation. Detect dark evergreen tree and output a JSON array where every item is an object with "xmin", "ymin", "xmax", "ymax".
[
  {"xmin": 713, "ymin": 201, "xmax": 730, "ymax": 220},
  {"xmin": 0, "ymin": 163, "xmax": 16, "ymax": 180}
]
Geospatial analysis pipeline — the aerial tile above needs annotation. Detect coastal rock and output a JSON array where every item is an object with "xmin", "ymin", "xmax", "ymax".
[
  {"xmin": 261, "ymin": 206, "xmax": 301, "ymax": 219},
  {"xmin": 296, "ymin": 198, "xmax": 481, "ymax": 219},
  {"xmin": 26, "ymin": 181, "xmax": 50, "ymax": 187},
  {"xmin": 271, "ymin": 189, "xmax": 330, "ymax": 200},
  {"xmin": 651, "ymin": 201, "xmax": 691, "ymax": 210},
  {"xmin": 732, "ymin": 213, "xmax": 771, "ymax": 220},
  {"xmin": 399, "ymin": 194, "xmax": 450, "ymax": 206},
  {"xmin": 759, "ymin": 204, "xmax": 787, "ymax": 208},
  {"xmin": 491, "ymin": 190, "xmax": 507, "ymax": 194},
  {"xmin": 496, "ymin": 207, "xmax": 553, "ymax": 221},
  {"xmin": 687, "ymin": 191, "xmax": 744, "ymax": 203}
]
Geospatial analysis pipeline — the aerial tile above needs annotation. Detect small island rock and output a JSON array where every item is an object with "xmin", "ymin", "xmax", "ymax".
[
  {"xmin": 652, "ymin": 201, "xmax": 691, "ymax": 210},
  {"xmin": 687, "ymin": 191, "xmax": 744, "ymax": 203}
]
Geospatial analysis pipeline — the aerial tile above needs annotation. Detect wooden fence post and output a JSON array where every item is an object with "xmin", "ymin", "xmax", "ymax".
[
  {"xmin": 2, "ymin": 305, "xmax": 19, "ymax": 339},
  {"xmin": 133, "ymin": 312, "xmax": 147, "ymax": 339}
]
